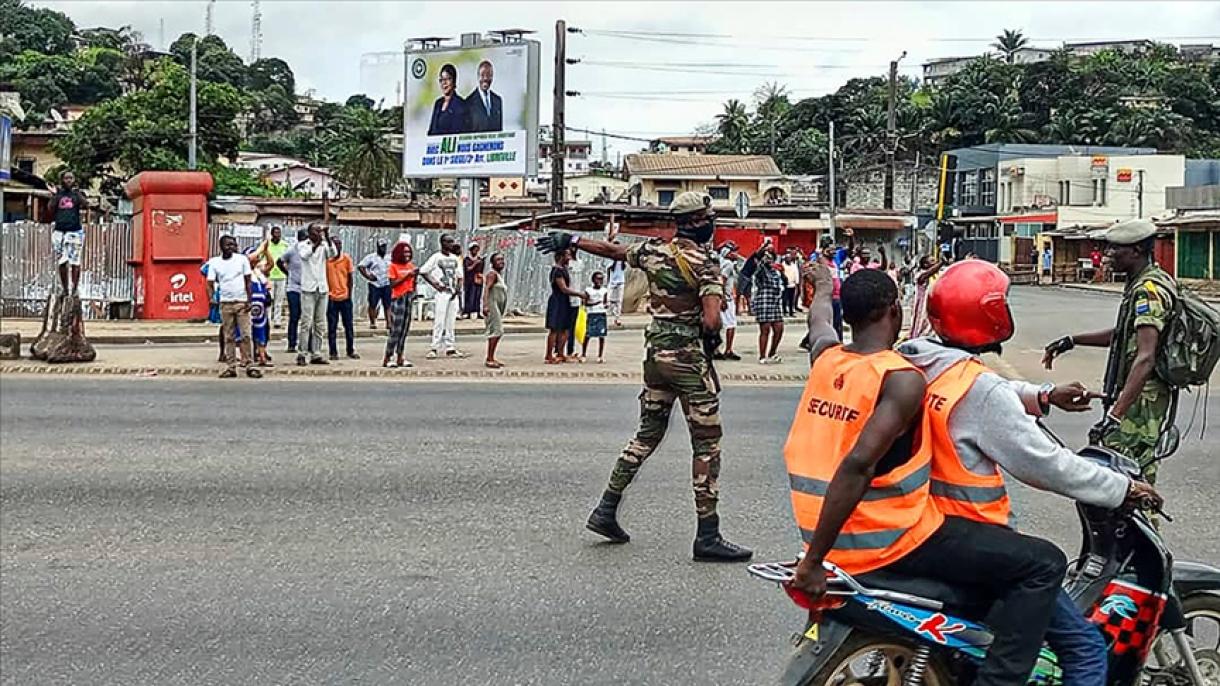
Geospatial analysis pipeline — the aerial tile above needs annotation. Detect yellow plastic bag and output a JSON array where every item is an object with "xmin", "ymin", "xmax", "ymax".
[{"xmin": 574, "ymin": 306, "xmax": 588, "ymax": 344}]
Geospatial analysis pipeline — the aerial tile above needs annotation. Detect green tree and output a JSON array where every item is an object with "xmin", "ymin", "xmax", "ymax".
[
  {"xmin": 246, "ymin": 83, "xmax": 298, "ymax": 134},
  {"xmin": 245, "ymin": 57, "xmax": 295, "ymax": 94},
  {"xmin": 330, "ymin": 106, "xmax": 399, "ymax": 197},
  {"xmin": 52, "ymin": 59, "xmax": 243, "ymax": 191},
  {"xmin": 345, "ymin": 93, "xmax": 375, "ymax": 110},
  {"xmin": 712, "ymin": 99, "xmax": 749, "ymax": 154},
  {"xmin": 992, "ymin": 29, "xmax": 1029, "ymax": 64},
  {"xmin": 0, "ymin": 0, "xmax": 75, "ymax": 57},
  {"xmin": 169, "ymin": 33, "xmax": 247, "ymax": 88}
]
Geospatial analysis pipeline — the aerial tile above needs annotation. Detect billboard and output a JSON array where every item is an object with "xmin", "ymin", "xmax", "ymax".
[{"xmin": 403, "ymin": 41, "xmax": 540, "ymax": 178}]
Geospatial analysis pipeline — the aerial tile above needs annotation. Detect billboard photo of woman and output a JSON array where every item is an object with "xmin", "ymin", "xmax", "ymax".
[{"xmin": 427, "ymin": 64, "xmax": 469, "ymax": 135}]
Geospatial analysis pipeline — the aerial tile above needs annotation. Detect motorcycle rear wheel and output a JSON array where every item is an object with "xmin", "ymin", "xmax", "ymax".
[
  {"xmin": 1144, "ymin": 594, "xmax": 1220, "ymax": 686},
  {"xmin": 798, "ymin": 634, "xmax": 951, "ymax": 686}
]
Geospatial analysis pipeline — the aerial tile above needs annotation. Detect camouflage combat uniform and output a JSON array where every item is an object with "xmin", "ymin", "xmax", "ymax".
[
  {"xmin": 605, "ymin": 237, "xmax": 725, "ymax": 518},
  {"xmin": 1102, "ymin": 263, "xmax": 1175, "ymax": 483}
]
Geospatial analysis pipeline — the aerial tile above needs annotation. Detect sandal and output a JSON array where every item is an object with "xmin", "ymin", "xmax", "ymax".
[{"xmin": 484, "ymin": 360, "xmax": 503, "ymax": 369}]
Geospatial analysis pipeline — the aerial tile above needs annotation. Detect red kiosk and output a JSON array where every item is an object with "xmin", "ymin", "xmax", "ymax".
[{"xmin": 125, "ymin": 172, "xmax": 214, "ymax": 320}]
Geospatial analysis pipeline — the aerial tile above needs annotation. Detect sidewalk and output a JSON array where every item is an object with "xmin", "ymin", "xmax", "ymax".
[
  {"xmin": 0, "ymin": 319, "xmax": 817, "ymax": 385},
  {"xmin": 0, "ymin": 313, "xmax": 651, "ymax": 345},
  {"xmin": 1054, "ymin": 281, "xmax": 1220, "ymax": 304}
]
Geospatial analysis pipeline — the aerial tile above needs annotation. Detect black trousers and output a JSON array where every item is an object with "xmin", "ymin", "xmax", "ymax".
[
  {"xmin": 782, "ymin": 287, "xmax": 797, "ymax": 316},
  {"xmin": 286, "ymin": 291, "xmax": 302, "ymax": 349},
  {"xmin": 882, "ymin": 516, "xmax": 1067, "ymax": 686},
  {"xmin": 327, "ymin": 298, "xmax": 355, "ymax": 356}
]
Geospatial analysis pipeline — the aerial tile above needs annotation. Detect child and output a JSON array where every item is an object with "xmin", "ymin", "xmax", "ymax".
[
  {"xmin": 581, "ymin": 271, "xmax": 610, "ymax": 363},
  {"xmin": 248, "ymin": 248, "xmax": 273, "ymax": 367}
]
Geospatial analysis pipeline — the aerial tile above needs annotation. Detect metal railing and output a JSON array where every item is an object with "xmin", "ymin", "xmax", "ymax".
[{"xmin": 1, "ymin": 221, "xmax": 615, "ymax": 320}]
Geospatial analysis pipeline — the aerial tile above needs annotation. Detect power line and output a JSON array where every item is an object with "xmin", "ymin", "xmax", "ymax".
[{"xmin": 582, "ymin": 27, "xmax": 1220, "ymax": 44}]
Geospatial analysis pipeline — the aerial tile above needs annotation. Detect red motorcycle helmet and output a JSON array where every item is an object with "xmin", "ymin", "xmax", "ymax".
[{"xmin": 926, "ymin": 260, "xmax": 1015, "ymax": 349}]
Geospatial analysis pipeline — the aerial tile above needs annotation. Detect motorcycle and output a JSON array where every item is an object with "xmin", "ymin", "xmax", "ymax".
[{"xmin": 749, "ymin": 443, "xmax": 1220, "ymax": 686}]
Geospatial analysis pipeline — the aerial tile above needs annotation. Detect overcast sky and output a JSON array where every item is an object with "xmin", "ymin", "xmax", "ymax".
[{"xmin": 34, "ymin": 1, "xmax": 1220, "ymax": 159}]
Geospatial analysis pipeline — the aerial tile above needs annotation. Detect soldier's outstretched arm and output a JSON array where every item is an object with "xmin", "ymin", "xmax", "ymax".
[{"xmin": 535, "ymin": 232, "xmax": 629, "ymax": 262}]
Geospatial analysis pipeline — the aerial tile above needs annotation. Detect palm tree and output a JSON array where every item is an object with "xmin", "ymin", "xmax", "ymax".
[
  {"xmin": 716, "ymin": 99, "xmax": 750, "ymax": 154},
  {"xmin": 331, "ymin": 107, "xmax": 399, "ymax": 197},
  {"xmin": 992, "ymin": 29, "xmax": 1029, "ymax": 64}
]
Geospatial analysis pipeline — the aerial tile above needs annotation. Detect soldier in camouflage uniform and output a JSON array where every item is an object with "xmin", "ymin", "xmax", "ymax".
[
  {"xmin": 535, "ymin": 192, "xmax": 752, "ymax": 562},
  {"xmin": 1043, "ymin": 219, "xmax": 1176, "ymax": 483}
]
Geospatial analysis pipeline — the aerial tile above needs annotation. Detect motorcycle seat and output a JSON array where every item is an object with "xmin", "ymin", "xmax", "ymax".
[{"xmin": 855, "ymin": 570, "xmax": 995, "ymax": 618}]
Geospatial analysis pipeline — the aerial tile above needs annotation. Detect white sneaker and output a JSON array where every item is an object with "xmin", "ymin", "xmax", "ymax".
[
  {"xmin": 401, "ymin": 359, "xmax": 414, "ymax": 368},
  {"xmin": 446, "ymin": 349, "xmax": 468, "ymax": 359},
  {"xmin": 426, "ymin": 350, "xmax": 438, "ymax": 360}
]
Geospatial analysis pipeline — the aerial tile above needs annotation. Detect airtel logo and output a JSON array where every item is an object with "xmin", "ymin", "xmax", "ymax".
[{"xmin": 170, "ymin": 273, "xmax": 187, "ymax": 290}]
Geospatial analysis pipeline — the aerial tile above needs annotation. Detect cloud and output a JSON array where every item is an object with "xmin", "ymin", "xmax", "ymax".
[{"xmin": 34, "ymin": 0, "xmax": 1220, "ymax": 159}]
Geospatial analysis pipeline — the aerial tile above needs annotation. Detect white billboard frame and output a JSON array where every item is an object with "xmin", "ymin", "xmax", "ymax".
[{"xmin": 402, "ymin": 39, "xmax": 540, "ymax": 179}]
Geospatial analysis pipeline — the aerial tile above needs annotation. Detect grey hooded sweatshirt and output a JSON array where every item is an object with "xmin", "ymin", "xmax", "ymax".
[{"xmin": 897, "ymin": 337, "xmax": 1129, "ymax": 520}]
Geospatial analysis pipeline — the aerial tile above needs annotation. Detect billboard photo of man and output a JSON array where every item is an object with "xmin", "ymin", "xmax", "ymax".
[{"xmin": 465, "ymin": 60, "xmax": 502, "ymax": 133}]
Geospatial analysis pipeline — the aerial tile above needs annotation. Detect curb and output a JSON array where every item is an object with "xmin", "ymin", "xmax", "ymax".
[
  {"xmin": 0, "ymin": 363, "xmax": 808, "ymax": 385},
  {"xmin": 1055, "ymin": 283, "xmax": 1220, "ymax": 305},
  {"xmin": 0, "ymin": 321, "xmax": 654, "ymax": 346}
]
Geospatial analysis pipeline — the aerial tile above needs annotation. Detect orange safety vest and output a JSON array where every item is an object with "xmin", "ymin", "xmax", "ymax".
[
  {"xmin": 783, "ymin": 346, "xmax": 943, "ymax": 576},
  {"xmin": 925, "ymin": 358, "xmax": 1013, "ymax": 527}
]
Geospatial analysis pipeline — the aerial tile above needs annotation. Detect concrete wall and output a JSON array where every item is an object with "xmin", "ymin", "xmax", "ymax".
[{"xmin": 843, "ymin": 169, "xmax": 938, "ymax": 210}]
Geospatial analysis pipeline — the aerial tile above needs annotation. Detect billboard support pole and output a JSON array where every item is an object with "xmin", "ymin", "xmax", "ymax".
[{"xmin": 551, "ymin": 19, "xmax": 566, "ymax": 211}]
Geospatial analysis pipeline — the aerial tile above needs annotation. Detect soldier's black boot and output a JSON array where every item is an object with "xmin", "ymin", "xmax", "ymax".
[
  {"xmin": 586, "ymin": 490, "xmax": 630, "ymax": 543},
  {"xmin": 693, "ymin": 515, "xmax": 753, "ymax": 562}
]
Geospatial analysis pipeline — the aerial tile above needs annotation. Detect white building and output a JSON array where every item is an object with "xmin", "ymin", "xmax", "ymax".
[
  {"xmin": 261, "ymin": 164, "xmax": 347, "ymax": 199},
  {"xmin": 537, "ymin": 140, "xmax": 592, "ymax": 180},
  {"xmin": 998, "ymin": 154, "xmax": 1186, "ymax": 227},
  {"xmin": 233, "ymin": 152, "xmax": 310, "ymax": 172}
]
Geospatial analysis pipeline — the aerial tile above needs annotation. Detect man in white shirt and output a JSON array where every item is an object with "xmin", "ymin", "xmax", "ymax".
[
  {"xmin": 206, "ymin": 235, "xmax": 262, "ymax": 379},
  {"xmin": 606, "ymin": 256, "xmax": 627, "ymax": 327},
  {"xmin": 716, "ymin": 242, "xmax": 742, "ymax": 360},
  {"xmin": 419, "ymin": 233, "xmax": 465, "ymax": 359},
  {"xmin": 295, "ymin": 223, "xmax": 337, "ymax": 366},
  {"xmin": 358, "ymin": 239, "xmax": 392, "ymax": 329}
]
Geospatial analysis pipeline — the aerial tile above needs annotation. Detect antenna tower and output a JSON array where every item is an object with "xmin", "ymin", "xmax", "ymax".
[
  {"xmin": 205, "ymin": 0, "xmax": 215, "ymax": 36},
  {"xmin": 249, "ymin": 0, "xmax": 262, "ymax": 62}
]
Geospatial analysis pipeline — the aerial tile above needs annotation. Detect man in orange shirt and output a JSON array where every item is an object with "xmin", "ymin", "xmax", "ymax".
[
  {"xmin": 786, "ymin": 264, "xmax": 1067, "ymax": 686},
  {"xmin": 326, "ymin": 237, "xmax": 359, "ymax": 360}
]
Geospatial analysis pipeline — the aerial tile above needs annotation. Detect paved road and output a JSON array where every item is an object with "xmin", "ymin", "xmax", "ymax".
[{"xmin": 1, "ymin": 287, "xmax": 1217, "ymax": 685}]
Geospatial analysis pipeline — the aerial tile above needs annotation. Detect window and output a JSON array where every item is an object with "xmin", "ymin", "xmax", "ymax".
[
  {"xmin": 657, "ymin": 190, "xmax": 676, "ymax": 206},
  {"xmin": 1059, "ymin": 180, "xmax": 1071, "ymax": 206},
  {"xmin": 16, "ymin": 158, "xmax": 35, "ymax": 175},
  {"xmin": 1098, "ymin": 178, "xmax": 1107, "ymax": 206},
  {"xmin": 960, "ymin": 171, "xmax": 979, "ymax": 206},
  {"xmin": 980, "ymin": 168, "xmax": 996, "ymax": 207},
  {"xmin": 707, "ymin": 186, "xmax": 730, "ymax": 200}
]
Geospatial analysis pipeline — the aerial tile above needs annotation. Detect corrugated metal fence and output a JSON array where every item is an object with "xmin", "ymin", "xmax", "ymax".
[
  {"xmin": 1, "ymin": 222, "xmax": 133, "ymax": 319},
  {"xmin": 2, "ymin": 221, "xmax": 608, "ymax": 320}
]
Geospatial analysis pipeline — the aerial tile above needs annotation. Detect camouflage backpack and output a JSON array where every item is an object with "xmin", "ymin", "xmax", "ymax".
[{"xmin": 1146, "ymin": 272, "xmax": 1220, "ymax": 388}]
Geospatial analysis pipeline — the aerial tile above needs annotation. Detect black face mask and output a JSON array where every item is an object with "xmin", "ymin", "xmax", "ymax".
[{"xmin": 678, "ymin": 217, "xmax": 716, "ymax": 245}]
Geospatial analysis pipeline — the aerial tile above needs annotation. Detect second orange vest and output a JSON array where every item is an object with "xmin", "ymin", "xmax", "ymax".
[
  {"xmin": 784, "ymin": 346, "xmax": 943, "ymax": 576},
  {"xmin": 925, "ymin": 358, "xmax": 1013, "ymax": 527}
]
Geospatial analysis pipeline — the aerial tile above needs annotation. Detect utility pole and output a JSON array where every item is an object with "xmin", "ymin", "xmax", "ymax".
[
  {"xmin": 909, "ymin": 151, "xmax": 920, "ymax": 252},
  {"xmin": 1137, "ymin": 169, "xmax": 1145, "ymax": 218},
  {"xmin": 551, "ymin": 19, "xmax": 567, "ymax": 211},
  {"xmin": 828, "ymin": 120, "xmax": 837, "ymax": 244},
  {"xmin": 884, "ymin": 51, "xmax": 906, "ymax": 210},
  {"xmin": 188, "ymin": 37, "xmax": 198, "ymax": 170}
]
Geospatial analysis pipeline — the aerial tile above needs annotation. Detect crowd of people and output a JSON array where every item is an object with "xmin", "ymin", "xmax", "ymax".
[
  {"xmin": 206, "ymin": 226, "xmax": 622, "ymax": 377},
  {"xmin": 203, "ymin": 223, "xmax": 969, "ymax": 379},
  {"xmin": 709, "ymin": 229, "xmax": 951, "ymax": 363}
]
